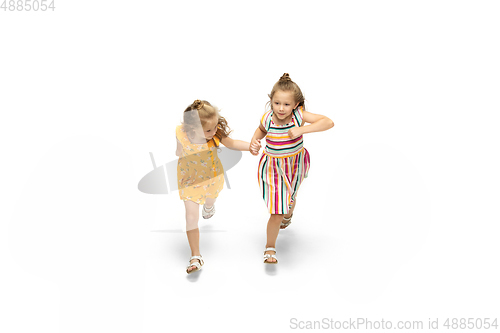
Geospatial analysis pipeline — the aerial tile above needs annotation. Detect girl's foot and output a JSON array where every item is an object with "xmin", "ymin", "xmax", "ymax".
[
  {"xmin": 186, "ymin": 255, "xmax": 204, "ymax": 274},
  {"xmin": 263, "ymin": 247, "xmax": 278, "ymax": 264},
  {"xmin": 202, "ymin": 204, "xmax": 215, "ymax": 219}
]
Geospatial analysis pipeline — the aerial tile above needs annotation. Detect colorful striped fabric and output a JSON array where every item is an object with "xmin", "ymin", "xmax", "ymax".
[
  {"xmin": 258, "ymin": 107, "xmax": 310, "ymax": 214},
  {"xmin": 261, "ymin": 106, "xmax": 305, "ymax": 158}
]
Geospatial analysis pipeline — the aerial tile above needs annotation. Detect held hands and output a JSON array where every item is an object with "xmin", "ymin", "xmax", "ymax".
[
  {"xmin": 250, "ymin": 138, "xmax": 262, "ymax": 156},
  {"xmin": 288, "ymin": 127, "xmax": 304, "ymax": 140}
]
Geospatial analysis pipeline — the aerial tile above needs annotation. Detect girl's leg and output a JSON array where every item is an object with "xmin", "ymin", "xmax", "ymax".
[
  {"xmin": 265, "ymin": 213, "xmax": 283, "ymax": 263},
  {"xmin": 284, "ymin": 199, "xmax": 296, "ymax": 219},
  {"xmin": 204, "ymin": 197, "xmax": 216, "ymax": 209},
  {"xmin": 184, "ymin": 200, "xmax": 201, "ymax": 273}
]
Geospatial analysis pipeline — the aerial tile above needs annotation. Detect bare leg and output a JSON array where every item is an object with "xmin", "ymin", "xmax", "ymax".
[
  {"xmin": 184, "ymin": 200, "xmax": 201, "ymax": 273},
  {"xmin": 204, "ymin": 197, "xmax": 216, "ymax": 209},
  {"xmin": 264, "ymin": 214, "xmax": 283, "ymax": 263}
]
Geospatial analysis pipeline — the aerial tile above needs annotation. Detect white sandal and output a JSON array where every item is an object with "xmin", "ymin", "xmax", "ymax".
[
  {"xmin": 263, "ymin": 247, "xmax": 278, "ymax": 264},
  {"xmin": 202, "ymin": 204, "xmax": 215, "ymax": 219},
  {"xmin": 280, "ymin": 214, "xmax": 293, "ymax": 229},
  {"xmin": 186, "ymin": 255, "xmax": 204, "ymax": 274}
]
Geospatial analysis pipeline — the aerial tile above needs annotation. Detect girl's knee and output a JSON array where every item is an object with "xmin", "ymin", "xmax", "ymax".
[
  {"xmin": 186, "ymin": 217, "xmax": 199, "ymax": 231},
  {"xmin": 185, "ymin": 211, "xmax": 199, "ymax": 231},
  {"xmin": 269, "ymin": 214, "xmax": 283, "ymax": 223}
]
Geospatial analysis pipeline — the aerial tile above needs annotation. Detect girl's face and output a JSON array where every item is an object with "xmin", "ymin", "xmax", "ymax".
[
  {"xmin": 203, "ymin": 116, "xmax": 218, "ymax": 140},
  {"xmin": 193, "ymin": 116, "xmax": 218, "ymax": 141},
  {"xmin": 271, "ymin": 90, "xmax": 299, "ymax": 122}
]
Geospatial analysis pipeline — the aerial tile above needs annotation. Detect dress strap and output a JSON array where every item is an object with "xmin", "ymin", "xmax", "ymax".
[{"xmin": 292, "ymin": 106, "xmax": 304, "ymax": 127}]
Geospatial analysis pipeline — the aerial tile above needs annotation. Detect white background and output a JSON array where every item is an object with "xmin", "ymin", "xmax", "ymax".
[{"xmin": 1, "ymin": 1, "xmax": 499, "ymax": 332}]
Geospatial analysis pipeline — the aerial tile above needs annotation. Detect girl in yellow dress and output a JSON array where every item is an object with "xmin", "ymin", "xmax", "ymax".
[{"xmin": 176, "ymin": 100, "xmax": 258, "ymax": 274}]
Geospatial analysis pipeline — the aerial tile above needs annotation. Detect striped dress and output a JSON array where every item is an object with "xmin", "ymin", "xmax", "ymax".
[{"xmin": 258, "ymin": 106, "xmax": 310, "ymax": 214}]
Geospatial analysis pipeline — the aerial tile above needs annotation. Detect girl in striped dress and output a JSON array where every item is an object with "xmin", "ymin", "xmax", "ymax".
[{"xmin": 250, "ymin": 73, "xmax": 334, "ymax": 264}]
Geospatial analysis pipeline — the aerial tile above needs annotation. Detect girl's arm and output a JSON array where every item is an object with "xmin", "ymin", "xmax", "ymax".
[
  {"xmin": 249, "ymin": 125, "xmax": 266, "ymax": 155},
  {"xmin": 175, "ymin": 138, "xmax": 183, "ymax": 156},
  {"xmin": 288, "ymin": 111, "xmax": 334, "ymax": 139},
  {"xmin": 252, "ymin": 124, "xmax": 267, "ymax": 141},
  {"xmin": 220, "ymin": 136, "xmax": 252, "ymax": 151}
]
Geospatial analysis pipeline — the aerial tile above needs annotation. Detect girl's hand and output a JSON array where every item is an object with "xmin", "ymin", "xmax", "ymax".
[
  {"xmin": 250, "ymin": 140, "xmax": 261, "ymax": 155},
  {"xmin": 288, "ymin": 127, "xmax": 303, "ymax": 139},
  {"xmin": 250, "ymin": 138, "xmax": 261, "ymax": 155}
]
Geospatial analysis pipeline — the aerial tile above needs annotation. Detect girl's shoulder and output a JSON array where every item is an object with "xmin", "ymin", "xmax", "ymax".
[
  {"xmin": 261, "ymin": 109, "xmax": 273, "ymax": 119},
  {"xmin": 294, "ymin": 105, "xmax": 304, "ymax": 117},
  {"xmin": 176, "ymin": 125, "xmax": 188, "ymax": 144},
  {"xmin": 175, "ymin": 125, "xmax": 184, "ymax": 135},
  {"xmin": 260, "ymin": 110, "xmax": 273, "ymax": 131},
  {"xmin": 293, "ymin": 106, "xmax": 304, "ymax": 126}
]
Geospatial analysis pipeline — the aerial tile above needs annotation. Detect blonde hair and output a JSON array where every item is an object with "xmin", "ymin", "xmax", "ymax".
[
  {"xmin": 266, "ymin": 73, "xmax": 306, "ymax": 111},
  {"xmin": 182, "ymin": 99, "xmax": 231, "ymax": 145}
]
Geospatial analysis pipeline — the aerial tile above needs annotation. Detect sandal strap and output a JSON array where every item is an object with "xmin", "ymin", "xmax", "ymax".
[
  {"xmin": 203, "ymin": 205, "xmax": 214, "ymax": 212},
  {"xmin": 265, "ymin": 247, "xmax": 276, "ymax": 253},
  {"xmin": 263, "ymin": 254, "xmax": 277, "ymax": 259},
  {"xmin": 263, "ymin": 254, "xmax": 278, "ymax": 263},
  {"xmin": 187, "ymin": 261, "xmax": 201, "ymax": 269},
  {"xmin": 202, "ymin": 205, "xmax": 215, "ymax": 219},
  {"xmin": 189, "ymin": 255, "xmax": 204, "ymax": 266}
]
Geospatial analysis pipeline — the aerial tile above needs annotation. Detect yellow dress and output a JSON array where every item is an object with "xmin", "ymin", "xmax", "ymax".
[{"xmin": 176, "ymin": 125, "xmax": 225, "ymax": 204}]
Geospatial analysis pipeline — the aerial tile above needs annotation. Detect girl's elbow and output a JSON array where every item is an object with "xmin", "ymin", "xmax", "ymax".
[{"xmin": 322, "ymin": 117, "xmax": 334, "ymax": 129}]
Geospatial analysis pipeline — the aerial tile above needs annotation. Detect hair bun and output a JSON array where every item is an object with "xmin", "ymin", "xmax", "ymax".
[
  {"xmin": 279, "ymin": 73, "xmax": 292, "ymax": 82},
  {"xmin": 192, "ymin": 99, "xmax": 204, "ymax": 110}
]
